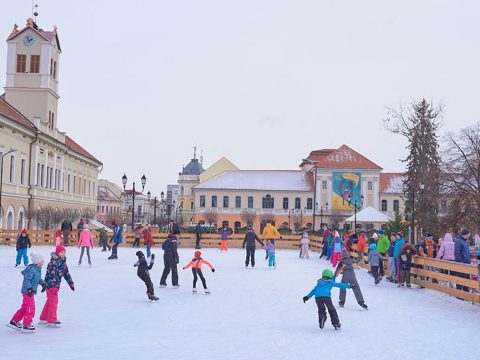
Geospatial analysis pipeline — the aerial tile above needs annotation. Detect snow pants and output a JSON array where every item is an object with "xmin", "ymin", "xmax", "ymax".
[
  {"xmin": 78, "ymin": 246, "xmax": 91, "ymax": 264},
  {"xmin": 40, "ymin": 287, "xmax": 59, "ymax": 324},
  {"xmin": 16, "ymin": 248, "xmax": 29, "ymax": 266},
  {"xmin": 319, "ymin": 243, "xmax": 328, "ymax": 259},
  {"xmin": 339, "ymin": 272, "xmax": 365, "ymax": 305},
  {"xmin": 300, "ymin": 245, "xmax": 309, "ymax": 259},
  {"xmin": 245, "ymin": 247, "xmax": 256, "ymax": 266},
  {"xmin": 332, "ymin": 252, "xmax": 342, "ymax": 267},
  {"xmin": 379, "ymin": 252, "xmax": 386, "ymax": 276},
  {"xmin": 268, "ymin": 253, "xmax": 276, "ymax": 267},
  {"xmin": 192, "ymin": 268, "xmax": 207, "ymax": 289},
  {"xmin": 138, "ymin": 271, "xmax": 154, "ymax": 296},
  {"xmin": 160, "ymin": 253, "xmax": 179, "ymax": 286},
  {"xmin": 12, "ymin": 294, "xmax": 35, "ymax": 326},
  {"xmin": 315, "ymin": 297, "xmax": 340, "ymax": 326},
  {"xmin": 100, "ymin": 238, "xmax": 111, "ymax": 251},
  {"xmin": 371, "ymin": 266, "xmax": 379, "ymax": 281},
  {"xmin": 388, "ymin": 257, "xmax": 396, "ymax": 278},
  {"xmin": 326, "ymin": 246, "xmax": 332, "ymax": 260},
  {"xmin": 399, "ymin": 269, "xmax": 411, "ymax": 286},
  {"xmin": 220, "ymin": 240, "xmax": 228, "ymax": 251}
]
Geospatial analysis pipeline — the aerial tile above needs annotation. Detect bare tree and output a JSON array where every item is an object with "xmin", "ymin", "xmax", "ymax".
[
  {"xmin": 36, "ymin": 207, "xmax": 56, "ymax": 230},
  {"xmin": 203, "ymin": 210, "xmax": 218, "ymax": 226},
  {"xmin": 240, "ymin": 209, "xmax": 257, "ymax": 226},
  {"xmin": 24, "ymin": 207, "xmax": 37, "ymax": 229},
  {"xmin": 291, "ymin": 210, "xmax": 305, "ymax": 231},
  {"xmin": 51, "ymin": 208, "xmax": 64, "ymax": 229}
]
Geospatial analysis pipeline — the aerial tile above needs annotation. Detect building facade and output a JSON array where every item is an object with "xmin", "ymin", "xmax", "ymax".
[
  {"xmin": 0, "ymin": 19, "xmax": 102, "ymax": 229},
  {"xmin": 97, "ymin": 179, "xmax": 122, "ymax": 225}
]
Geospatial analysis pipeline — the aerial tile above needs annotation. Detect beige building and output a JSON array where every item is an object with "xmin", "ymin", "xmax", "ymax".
[{"xmin": 0, "ymin": 19, "xmax": 102, "ymax": 229}]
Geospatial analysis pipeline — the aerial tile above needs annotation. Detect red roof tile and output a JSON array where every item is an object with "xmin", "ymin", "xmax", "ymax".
[
  {"xmin": 300, "ymin": 149, "xmax": 336, "ymax": 167},
  {"xmin": 380, "ymin": 173, "xmax": 405, "ymax": 193},
  {"xmin": 0, "ymin": 94, "xmax": 36, "ymax": 131},
  {"xmin": 314, "ymin": 145, "xmax": 383, "ymax": 170},
  {"xmin": 65, "ymin": 135, "xmax": 101, "ymax": 164}
]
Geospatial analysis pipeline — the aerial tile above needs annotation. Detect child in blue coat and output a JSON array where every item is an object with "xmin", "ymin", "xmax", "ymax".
[
  {"xmin": 303, "ymin": 269, "xmax": 351, "ymax": 330},
  {"xmin": 264, "ymin": 240, "xmax": 276, "ymax": 269}
]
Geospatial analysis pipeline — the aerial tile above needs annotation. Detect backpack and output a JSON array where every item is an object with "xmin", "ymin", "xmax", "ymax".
[
  {"xmin": 173, "ymin": 224, "xmax": 181, "ymax": 235},
  {"xmin": 162, "ymin": 238, "xmax": 172, "ymax": 251}
]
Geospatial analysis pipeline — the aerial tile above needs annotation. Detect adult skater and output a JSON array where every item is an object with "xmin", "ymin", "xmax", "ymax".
[
  {"xmin": 242, "ymin": 227, "xmax": 264, "ymax": 268},
  {"xmin": 159, "ymin": 233, "xmax": 180, "ymax": 288},
  {"xmin": 335, "ymin": 248, "xmax": 368, "ymax": 309},
  {"xmin": 262, "ymin": 221, "xmax": 281, "ymax": 259},
  {"xmin": 134, "ymin": 251, "xmax": 158, "ymax": 301},
  {"xmin": 299, "ymin": 232, "xmax": 310, "ymax": 259},
  {"xmin": 195, "ymin": 222, "xmax": 203, "ymax": 249},
  {"xmin": 98, "ymin": 227, "xmax": 110, "ymax": 252},
  {"xmin": 108, "ymin": 221, "xmax": 123, "ymax": 260},
  {"xmin": 61, "ymin": 219, "xmax": 73, "ymax": 246}
]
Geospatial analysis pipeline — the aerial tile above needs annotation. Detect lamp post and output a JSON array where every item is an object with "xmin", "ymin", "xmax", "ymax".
[
  {"xmin": 348, "ymin": 195, "xmax": 364, "ymax": 232},
  {"xmin": 122, "ymin": 174, "xmax": 146, "ymax": 230},
  {"xmin": 0, "ymin": 149, "xmax": 17, "ymax": 213},
  {"xmin": 302, "ymin": 158, "xmax": 318, "ymax": 232},
  {"xmin": 147, "ymin": 191, "xmax": 159, "ymax": 226},
  {"xmin": 288, "ymin": 208, "xmax": 294, "ymax": 231}
]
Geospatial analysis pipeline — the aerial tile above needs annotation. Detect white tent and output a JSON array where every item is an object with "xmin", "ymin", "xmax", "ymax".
[
  {"xmin": 72, "ymin": 219, "xmax": 113, "ymax": 232},
  {"xmin": 345, "ymin": 206, "xmax": 392, "ymax": 223}
]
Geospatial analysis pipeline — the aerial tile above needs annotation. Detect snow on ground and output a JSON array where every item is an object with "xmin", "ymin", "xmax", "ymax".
[{"xmin": 0, "ymin": 245, "xmax": 479, "ymax": 360}]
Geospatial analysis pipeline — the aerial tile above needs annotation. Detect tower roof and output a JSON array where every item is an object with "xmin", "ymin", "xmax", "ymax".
[
  {"xmin": 181, "ymin": 158, "xmax": 204, "ymax": 175},
  {"xmin": 7, "ymin": 19, "xmax": 61, "ymax": 51}
]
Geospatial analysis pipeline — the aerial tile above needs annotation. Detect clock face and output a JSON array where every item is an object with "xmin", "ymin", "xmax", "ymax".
[{"xmin": 23, "ymin": 34, "xmax": 35, "ymax": 47}]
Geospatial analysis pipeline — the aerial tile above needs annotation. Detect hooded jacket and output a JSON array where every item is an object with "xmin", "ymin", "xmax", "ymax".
[
  {"xmin": 143, "ymin": 228, "xmax": 154, "ymax": 247},
  {"xmin": 262, "ymin": 223, "xmax": 281, "ymax": 239},
  {"xmin": 357, "ymin": 234, "xmax": 368, "ymax": 252},
  {"xmin": 436, "ymin": 234, "xmax": 455, "ymax": 261},
  {"xmin": 112, "ymin": 224, "xmax": 123, "ymax": 244},
  {"xmin": 16, "ymin": 234, "xmax": 31, "ymax": 251},
  {"xmin": 393, "ymin": 237, "xmax": 405, "ymax": 259},
  {"xmin": 367, "ymin": 249, "xmax": 384, "ymax": 267},
  {"xmin": 20, "ymin": 264, "xmax": 46, "ymax": 295},
  {"xmin": 454, "ymin": 234, "xmax": 471, "ymax": 264},
  {"xmin": 44, "ymin": 253, "xmax": 74, "ymax": 290},
  {"xmin": 78, "ymin": 228, "xmax": 93, "ymax": 247}
]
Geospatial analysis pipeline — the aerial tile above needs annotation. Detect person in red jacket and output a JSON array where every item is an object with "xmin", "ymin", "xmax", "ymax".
[
  {"xmin": 355, "ymin": 233, "xmax": 368, "ymax": 267},
  {"xmin": 183, "ymin": 251, "xmax": 215, "ymax": 294},
  {"xmin": 142, "ymin": 226, "xmax": 154, "ymax": 258}
]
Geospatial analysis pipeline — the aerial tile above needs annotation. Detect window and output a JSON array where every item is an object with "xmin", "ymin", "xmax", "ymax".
[
  {"xmin": 368, "ymin": 181, "xmax": 373, "ymax": 190},
  {"xmin": 9, "ymin": 155, "xmax": 15, "ymax": 183},
  {"xmin": 84, "ymin": 179, "xmax": 87, "ymax": 195},
  {"xmin": 67, "ymin": 174, "xmax": 71, "ymax": 193},
  {"xmin": 307, "ymin": 198, "xmax": 313, "ymax": 210},
  {"xmin": 41, "ymin": 164, "xmax": 45, "ymax": 187},
  {"xmin": 73, "ymin": 175, "xmax": 76, "ymax": 193},
  {"xmin": 49, "ymin": 168, "xmax": 53, "ymax": 189},
  {"xmin": 137, "ymin": 205, "xmax": 142, "ymax": 215},
  {"xmin": 322, "ymin": 180, "xmax": 327, "ymax": 190},
  {"xmin": 262, "ymin": 194, "xmax": 274, "ymax": 209},
  {"xmin": 295, "ymin": 197, "xmax": 301, "ymax": 209},
  {"xmin": 200, "ymin": 196, "xmax": 206, "ymax": 208},
  {"xmin": 211, "ymin": 196, "xmax": 217, "ymax": 208},
  {"xmin": 89, "ymin": 181, "xmax": 91, "ymax": 196},
  {"xmin": 248, "ymin": 196, "xmax": 254, "ymax": 209},
  {"xmin": 223, "ymin": 196, "xmax": 229, "ymax": 208},
  {"xmin": 283, "ymin": 197, "xmax": 289, "ymax": 210},
  {"xmin": 17, "ymin": 55, "xmax": 26, "ymax": 72},
  {"xmin": 381, "ymin": 199, "xmax": 387, "ymax": 212},
  {"xmin": 50, "ymin": 59, "xmax": 57, "ymax": 78},
  {"xmin": 20, "ymin": 159, "xmax": 25, "ymax": 185},
  {"xmin": 393, "ymin": 200, "xmax": 400, "ymax": 212},
  {"xmin": 190, "ymin": 201, "xmax": 194, "ymax": 210},
  {"xmin": 235, "ymin": 196, "xmax": 241, "ymax": 209},
  {"xmin": 47, "ymin": 111, "xmax": 55, "ymax": 130},
  {"xmin": 30, "ymin": 55, "xmax": 40, "ymax": 73},
  {"xmin": 101, "ymin": 206, "xmax": 105, "ymax": 214}
]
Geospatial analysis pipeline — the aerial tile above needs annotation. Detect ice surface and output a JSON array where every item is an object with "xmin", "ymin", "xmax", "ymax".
[{"xmin": 0, "ymin": 246, "xmax": 478, "ymax": 360}]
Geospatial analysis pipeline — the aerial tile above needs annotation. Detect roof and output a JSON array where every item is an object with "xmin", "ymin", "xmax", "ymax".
[
  {"xmin": 181, "ymin": 158, "xmax": 204, "ymax": 175},
  {"xmin": 300, "ymin": 149, "xmax": 335, "ymax": 167},
  {"xmin": 7, "ymin": 20, "xmax": 61, "ymax": 51},
  {"xmin": 65, "ymin": 135, "xmax": 101, "ymax": 164},
  {"xmin": 0, "ymin": 94, "xmax": 36, "ymax": 131},
  {"xmin": 345, "ymin": 206, "xmax": 392, "ymax": 223},
  {"xmin": 124, "ymin": 190, "xmax": 143, "ymax": 196},
  {"xmin": 380, "ymin": 173, "xmax": 405, "ymax": 193},
  {"xmin": 306, "ymin": 145, "xmax": 383, "ymax": 170},
  {"xmin": 194, "ymin": 170, "xmax": 314, "ymax": 192}
]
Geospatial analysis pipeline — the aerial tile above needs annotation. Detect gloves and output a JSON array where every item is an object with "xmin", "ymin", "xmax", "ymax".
[
  {"xmin": 27, "ymin": 288, "xmax": 33, "ymax": 297},
  {"xmin": 41, "ymin": 285, "xmax": 46, "ymax": 293},
  {"xmin": 347, "ymin": 283, "xmax": 352, "ymax": 289},
  {"xmin": 303, "ymin": 296, "xmax": 309, "ymax": 303},
  {"xmin": 211, "ymin": 268, "xmax": 216, "ymax": 273},
  {"xmin": 70, "ymin": 283, "xmax": 75, "ymax": 292}
]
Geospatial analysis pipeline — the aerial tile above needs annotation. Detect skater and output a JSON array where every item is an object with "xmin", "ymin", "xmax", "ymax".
[
  {"xmin": 355, "ymin": 232, "xmax": 368, "ymax": 267},
  {"xmin": 393, "ymin": 231, "xmax": 405, "ymax": 279},
  {"xmin": 219, "ymin": 226, "xmax": 231, "ymax": 252},
  {"xmin": 319, "ymin": 227, "xmax": 329, "ymax": 259},
  {"xmin": 15, "ymin": 229, "xmax": 31, "ymax": 267},
  {"xmin": 376, "ymin": 229, "xmax": 390, "ymax": 277},
  {"xmin": 77, "ymin": 219, "xmax": 85, "ymax": 240},
  {"xmin": 195, "ymin": 222, "xmax": 203, "ymax": 249},
  {"xmin": 77, "ymin": 224, "xmax": 93, "ymax": 266},
  {"xmin": 183, "ymin": 250, "xmax": 215, "ymax": 294},
  {"xmin": 325, "ymin": 231, "xmax": 333, "ymax": 260},
  {"xmin": 302, "ymin": 269, "xmax": 351, "ymax": 330},
  {"xmin": 134, "ymin": 251, "xmax": 158, "ymax": 301},
  {"xmin": 132, "ymin": 227, "xmax": 142, "ymax": 248},
  {"xmin": 367, "ymin": 243, "xmax": 384, "ymax": 284},
  {"xmin": 9, "ymin": 253, "xmax": 46, "ymax": 332},
  {"xmin": 159, "ymin": 233, "xmax": 180, "ymax": 288},
  {"xmin": 242, "ymin": 227, "xmax": 264, "ymax": 267},
  {"xmin": 398, "ymin": 245, "xmax": 415, "ymax": 288},
  {"xmin": 299, "ymin": 232, "xmax": 310, "ymax": 259},
  {"xmin": 108, "ymin": 221, "xmax": 123, "ymax": 260},
  {"xmin": 335, "ymin": 248, "xmax": 368, "ymax": 309},
  {"xmin": 330, "ymin": 231, "xmax": 343, "ymax": 267},
  {"xmin": 387, "ymin": 234, "xmax": 397, "ymax": 282},
  {"xmin": 54, "ymin": 229, "xmax": 62, "ymax": 247},
  {"xmin": 39, "ymin": 245, "xmax": 75, "ymax": 327},
  {"xmin": 262, "ymin": 222, "xmax": 281, "ymax": 259},
  {"xmin": 143, "ymin": 225, "xmax": 154, "ymax": 258},
  {"xmin": 264, "ymin": 240, "xmax": 276, "ymax": 269},
  {"xmin": 61, "ymin": 219, "xmax": 72, "ymax": 246},
  {"xmin": 98, "ymin": 227, "xmax": 110, "ymax": 252}
]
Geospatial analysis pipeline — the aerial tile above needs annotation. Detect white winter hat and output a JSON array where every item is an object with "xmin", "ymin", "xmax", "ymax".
[
  {"xmin": 372, "ymin": 233, "xmax": 378, "ymax": 240},
  {"xmin": 30, "ymin": 253, "xmax": 44, "ymax": 265}
]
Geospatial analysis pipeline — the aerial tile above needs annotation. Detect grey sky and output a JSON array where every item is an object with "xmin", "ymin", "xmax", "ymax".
[{"xmin": 2, "ymin": 1, "xmax": 480, "ymax": 196}]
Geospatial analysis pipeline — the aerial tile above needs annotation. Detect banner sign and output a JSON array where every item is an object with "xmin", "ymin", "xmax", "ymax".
[{"xmin": 332, "ymin": 172, "xmax": 362, "ymax": 210}]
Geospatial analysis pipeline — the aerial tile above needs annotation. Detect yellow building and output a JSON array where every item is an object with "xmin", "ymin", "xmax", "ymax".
[{"xmin": 0, "ymin": 18, "xmax": 102, "ymax": 229}]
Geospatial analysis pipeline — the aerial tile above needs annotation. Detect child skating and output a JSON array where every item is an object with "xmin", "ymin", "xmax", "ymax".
[
  {"xmin": 183, "ymin": 251, "xmax": 215, "ymax": 294},
  {"xmin": 264, "ymin": 240, "xmax": 276, "ymax": 269},
  {"xmin": 335, "ymin": 249, "xmax": 368, "ymax": 309},
  {"xmin": 134, "ymin": 251, "xmax": 158, "ymax": 301},
  {"xmin": 8, "ymin": 253, "xmax": 46, "ymax": 332},
  {"xmin": 15, "ymin": 229, "xmax": 31, "ymax": 267},
  {"xmin": 302, "ymin": 269, "xmax": 351, "ymax": 330},
  {"xmin": 299, "ymin": 232, "xmax": 310, "ymax": 259},
  {"xmin": 367, "ymin": 243, "xmax": 384, "ymax": 284}
]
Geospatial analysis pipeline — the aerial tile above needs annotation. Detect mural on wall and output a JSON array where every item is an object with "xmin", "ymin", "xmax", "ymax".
[{"xmin": 332, "ymin": 172, "xmax": 362, "ymax": 210}]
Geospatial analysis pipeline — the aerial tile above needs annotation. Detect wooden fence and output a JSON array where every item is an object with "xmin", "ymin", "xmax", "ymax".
[{"xmin": 1, "ymin": 230, "xmax": 478, "ymax": 303}]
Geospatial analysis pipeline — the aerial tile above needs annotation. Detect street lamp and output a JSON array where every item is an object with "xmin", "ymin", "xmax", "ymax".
[
  {"xmin": 348, "ymin": 195, "xmax": 364, "ymax": 232},
  {"xmin": 0, "ymin": 149, "xmax": 17, "ymax": 213},
  {"xmin": 302, "ymin": 158, "xmax": 319, "ymax": 232},
  {"xmin": 147, "ymin": 191, "xmax": 159, "ymax": 227},
  {"xmin": 122, "ymin": 174, "xmax": 146, "ymax": 230}
]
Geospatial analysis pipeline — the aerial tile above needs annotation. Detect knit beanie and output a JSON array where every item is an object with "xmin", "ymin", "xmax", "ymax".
[
  {"xmin": 136, "ymin": 251, "xmax": 144, "ymax": 259},
  {"xmin": 461, "ymin": 228, "xmax": 470, "ymax": 236},
  {"xmin": 30, "ymin": 253, "xmax": 44, "ymax": 265},
  {"xmin": 55, "ymin": 245, "xmax": 66, "ymax": 254},
  {"xmin": 21, "ymin": 229, "xmax": 27, "ymax": 235}
]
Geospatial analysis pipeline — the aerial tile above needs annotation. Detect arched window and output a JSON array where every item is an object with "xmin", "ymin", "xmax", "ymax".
[
  {"xmin": 180, "ymin": 186, "xmax": 184, "ymax": 196},
  {"xmin": 248, "ymin": 196, "xmax": 254, "ymax": 209},
  {"xmin": 235, "ymin": 196, "xmax": 241, "ymax": 209},
  {"xmin": 283, "ymin": 197, "xmax": 289, "ymax": 210},
  {"xmin": 18, "ymin": 206, "xmax": 25, "ymax": 230},
  {"xmin": 223, "ymin": 196, "xmax": 229, "ymax": 208},
  {"xmin": 295, "ymin": 197, "xmax": 301, "ymax": 209},
  {"xmin": 306, "ymin": 222, "xmax": 313, "ymax": 230},
  {"xmin": 222, "ymin": 220, "xmax": 229, "ymax": 228},
  {"xmin": 381, "ymin": 199, "xmax": 387, "ymax": 212},
  {"xmin": 306, "ymin": 198, "xmax": 313, "ymax": 210},
  {"xmin": 199, "ymin": 195, "xmax": 205, "ymax": 208},
  {"xmin": 262, "ymin": 195, "xmax": 274, "ymax": 209}
]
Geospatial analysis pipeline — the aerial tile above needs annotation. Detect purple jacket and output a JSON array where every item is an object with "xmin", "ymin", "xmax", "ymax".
[
  {"xmin": 436, "ymin": 233, "xmax": 455, "ymax": 261},
  {"xmin": 220, "ymin": 229, "xmax": 230, "ymax": 241}
]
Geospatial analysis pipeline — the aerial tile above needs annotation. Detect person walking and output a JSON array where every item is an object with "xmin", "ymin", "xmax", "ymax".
[
  {"xmin": 335, "ymin": 248, "xmax": 368, "ymax": 310},
  {"xmin": 454, "ymin": 228, "xmax": 471, "ymax": 292},
  {"xmin": 61, "ymin": 219, "xmax": 72, "ymax": 246},
  {"xmin": 15, "ymin": 229, "xmax": 31, "ymax": 267},
  {"xmin": 77, "ymin": 224, "xmax": 93, "ymax": 267},
  {"xmin": 195, "ymin": 223, "xmax": 203, "ymax": 249},
  {"xmin": 159, "ymin": 233, "xmax": 180, "ymax": 288},
  {"xmin": 242, "ymin": 227, "xmax": 264, "ymax": 268},
  {"xmin": 108, "ymin": 221, "xmax": 123, "ymax": 260},
  {"xmin": 355, "ymin": 233, "xmax": 368, "ymax": 268}
]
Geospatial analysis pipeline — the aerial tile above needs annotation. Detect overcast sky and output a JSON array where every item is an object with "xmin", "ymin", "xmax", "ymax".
[{"xmin": 2, "ymin": 1, "xmax": 480, "ymax": 196}]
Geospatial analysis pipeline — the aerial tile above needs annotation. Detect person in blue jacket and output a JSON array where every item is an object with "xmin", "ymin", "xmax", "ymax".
[
  {"xmin": 454, "ymin": 228, "xmax": 471, "ymax": 292},
  {"xmin": 302, "ymin": 269, "xmax": 351, "ymax": 330},
  {"xmin": 108, "ymin": 221, "xmax": 123, "ymax": 260},
  {"xmin": 393, "ymin": 231, "xmax": 405, "ymax": 281}
]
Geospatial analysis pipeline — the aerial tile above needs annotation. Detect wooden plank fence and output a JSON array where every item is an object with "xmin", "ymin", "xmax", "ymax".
[{"xmin": 1, "ymin": 230, "xmax": 478, "ymax": 303}]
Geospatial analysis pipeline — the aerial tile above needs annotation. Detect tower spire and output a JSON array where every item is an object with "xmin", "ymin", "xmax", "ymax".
[{"xmin": 193, "ymin": 146, "xmax": 197, "ymax": 160}]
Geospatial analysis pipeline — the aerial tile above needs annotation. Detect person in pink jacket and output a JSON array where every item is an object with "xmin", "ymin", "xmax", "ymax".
[
  {"xmin": 77, "ymin": 224, "xmax": 93, "ymax": 266},
  {"xmin": 436, "ymin": 233, "xmax": 455, "ymax": 261}
]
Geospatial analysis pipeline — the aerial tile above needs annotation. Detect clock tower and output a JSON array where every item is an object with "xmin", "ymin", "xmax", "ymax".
[{"xmin": 4, "ymin": 18, "xmax": 61, "ymax": 134}]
